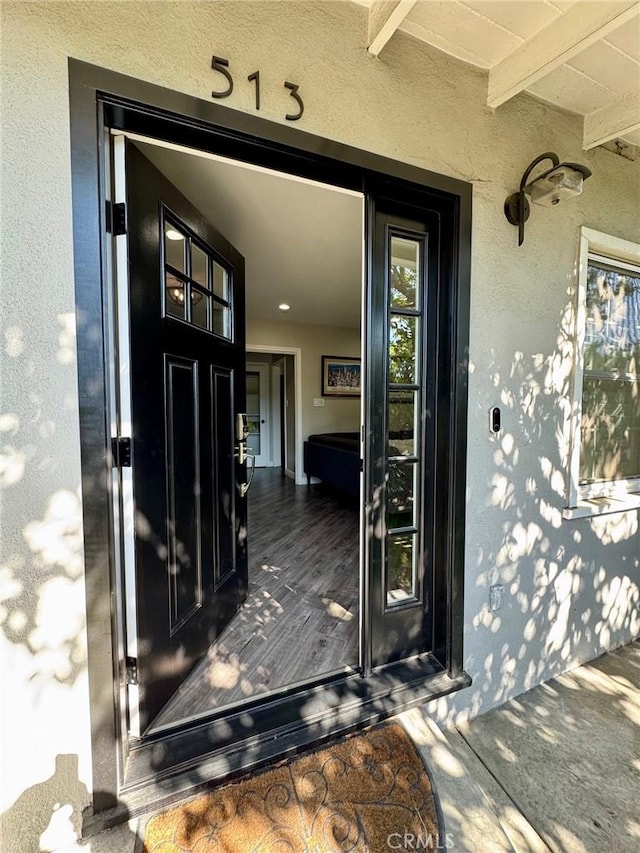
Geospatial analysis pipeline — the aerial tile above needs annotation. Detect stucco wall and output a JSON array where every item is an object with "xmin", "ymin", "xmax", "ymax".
[{"xmin": 1, "ymin": 1, "xmax": 639, "ymax": 850}]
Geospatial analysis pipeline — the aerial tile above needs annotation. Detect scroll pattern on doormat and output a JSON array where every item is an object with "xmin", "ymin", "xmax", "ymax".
[{"xmin": 143, "ymin": 722, "xmax": 444, "ymax": 852}]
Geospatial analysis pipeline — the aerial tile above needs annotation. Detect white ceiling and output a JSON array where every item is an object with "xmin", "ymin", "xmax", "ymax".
[
  {"xmin": 358, "ymin": 0, "xmax": 640, "ymax": 148},
  {"xmin": 137, "ymin": 141, "xmax": 364, "ymax": 329}
]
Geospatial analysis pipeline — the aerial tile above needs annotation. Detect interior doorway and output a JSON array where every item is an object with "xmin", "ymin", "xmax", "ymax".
[
  {"xmin": 245, "ymin": 361, "xmax": 270, "ymax": 468},
  {"xmin": 247, "ymin": 348, "xmax": 299, "ymax": 477},
  {"xmin": 115, "ymin": 135, "xmax": 365, "ymax": 734}
]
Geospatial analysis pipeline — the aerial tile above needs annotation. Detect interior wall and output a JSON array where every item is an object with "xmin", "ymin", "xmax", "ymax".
[
  {"xmin": 1, "ymin": 1, "xmax": 639, "ymax": 849},
  {"xmin": 247, "ymin": 319, "xmax": 362, "ymax": 443}
]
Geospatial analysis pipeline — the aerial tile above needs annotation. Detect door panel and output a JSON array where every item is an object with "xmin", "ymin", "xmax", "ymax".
[
  {"xmin": 121, "ymin": 140, "xmax": 247, "ymax": 733},
  {"xmin": 165, "ymin": 355, "xmax": 202, "ymax": 633},
  {"xmin": 211, "ymin": 366, "xmax": 236, "ymax": 588}
]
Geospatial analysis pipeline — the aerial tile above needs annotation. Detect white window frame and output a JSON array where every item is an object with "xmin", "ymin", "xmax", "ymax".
[{"xmin": 565, "ymin": 227, "xmax": 640, "ymax": 517}]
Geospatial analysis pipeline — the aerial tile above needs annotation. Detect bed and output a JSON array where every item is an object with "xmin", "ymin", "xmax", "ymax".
[{"xmin": 303, "ymin": 432, "xmax": 360, "ymax": 499}]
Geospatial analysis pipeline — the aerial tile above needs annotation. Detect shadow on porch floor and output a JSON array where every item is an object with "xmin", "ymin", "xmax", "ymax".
[
  {"xmin": 404, "ymin": 638, "xmax": 640, "ymax": 853},
  {"xmin": 59, "ymin": 640, "xmax": 639, "ymax": 852}
]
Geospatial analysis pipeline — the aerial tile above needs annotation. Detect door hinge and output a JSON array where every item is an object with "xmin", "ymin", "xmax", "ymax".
[
  {"xmin": 111, "ymin": 436, "xmax": 132, "ymax": 468},
  {"xmin": 125, "ymin": 656, "xmax": 138, "ymax": 686},
  {"xmin": 106, "ymin": 201, "xmax": 127, "ymax": 236}
]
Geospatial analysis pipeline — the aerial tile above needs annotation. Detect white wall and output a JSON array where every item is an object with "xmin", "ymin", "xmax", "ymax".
[
  {"xmin": 247, "ymin": 319, "xmax": 362, "ymax": 442},
  {"xmin": 1, "ymin": 1, "xmax": 639, "ymax": 849}
]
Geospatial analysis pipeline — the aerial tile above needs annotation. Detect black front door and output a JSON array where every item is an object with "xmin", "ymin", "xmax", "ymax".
[{"xmin": 123, "ymin": 141, "xmax": 247, "ymax": 733}]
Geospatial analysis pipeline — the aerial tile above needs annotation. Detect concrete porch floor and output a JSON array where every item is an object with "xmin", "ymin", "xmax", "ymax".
[
  {"xmin": 61, "ymin": 640, "xmax": 639, "ymax": 853},
  {"xmin": 403, "ymin": 639, "xmax": 640, "ymax": 853}
]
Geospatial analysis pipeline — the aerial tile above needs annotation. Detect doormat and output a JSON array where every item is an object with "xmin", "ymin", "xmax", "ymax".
[{"xmin": 142, "ymin": 722, "xmax": 444, "ymax": 852}]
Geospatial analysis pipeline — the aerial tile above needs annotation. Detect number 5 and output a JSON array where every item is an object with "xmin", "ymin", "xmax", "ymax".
[
  {"xmin": 284, "ymin": 81, "xmax": 304, "ymax": 121},
  {"xmin": 211, "ymin": 55, "xmax": 233, "ymax": 99}
]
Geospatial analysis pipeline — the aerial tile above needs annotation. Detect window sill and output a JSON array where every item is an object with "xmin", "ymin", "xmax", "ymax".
[{"xmin": 563, "ymin": 493, "xmax": 640, "ymax": 519}]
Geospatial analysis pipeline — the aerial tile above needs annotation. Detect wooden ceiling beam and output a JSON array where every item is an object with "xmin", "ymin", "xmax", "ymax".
[
  {"xmin": 583, "ymin": 92, "xmax": 640, "ymax": 150},
  {"xmin": 368, "ymin": 0, "xmax": 417, "ymax": 57},
  {"xmin": 488, "ymin": 0, "xmax": 640, "ymax": 109}
]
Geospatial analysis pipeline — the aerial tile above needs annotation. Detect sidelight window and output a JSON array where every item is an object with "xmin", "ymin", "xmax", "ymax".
[{"xmin": 385, "ymin": 233, "xmax": 425, "ymax": 606}]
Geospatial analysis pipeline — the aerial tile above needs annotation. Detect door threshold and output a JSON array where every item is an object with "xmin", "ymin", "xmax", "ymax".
[{"xmin": 83, "ymin": 658, "xmax": 471, "ymax": 836}]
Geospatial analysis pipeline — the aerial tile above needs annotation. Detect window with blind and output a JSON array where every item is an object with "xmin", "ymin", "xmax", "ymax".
[{"xmin": 569, "ymin": 228, "xmax": 640, "ymax": 506}]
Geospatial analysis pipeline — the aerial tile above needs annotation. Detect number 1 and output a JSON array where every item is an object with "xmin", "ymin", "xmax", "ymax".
[{"xmin": 248, "ymin": 70, "xmax": 260, "ymax": 111}]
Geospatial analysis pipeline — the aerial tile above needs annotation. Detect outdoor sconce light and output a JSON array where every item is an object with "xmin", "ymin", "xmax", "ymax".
[{"xmin": 504, "ymin": 152, "xmax": 591, "ymax": 246}]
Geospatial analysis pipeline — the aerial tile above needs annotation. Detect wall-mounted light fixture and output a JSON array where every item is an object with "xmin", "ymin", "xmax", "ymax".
[{"xmin": 504, "ymin": 152, "xmax": 591, "ymax": 246}]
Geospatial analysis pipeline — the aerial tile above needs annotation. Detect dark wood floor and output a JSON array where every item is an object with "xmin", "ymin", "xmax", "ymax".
[{"xmin": 152, "ymin": 469, "xmax": 360, "ymax": 730}]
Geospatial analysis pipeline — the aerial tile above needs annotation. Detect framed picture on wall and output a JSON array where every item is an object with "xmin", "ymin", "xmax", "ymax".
[{"xmin": 321, "ymin": 355, "xmax": 361, "ymax": 397}]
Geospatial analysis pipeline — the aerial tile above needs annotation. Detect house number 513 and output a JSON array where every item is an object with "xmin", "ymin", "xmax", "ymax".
[{"xmin": 211, "ymin": 55, "xmax": 304, "ymax": 121}]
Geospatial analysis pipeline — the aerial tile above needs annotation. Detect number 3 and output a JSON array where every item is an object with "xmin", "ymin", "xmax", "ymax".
[{"xmin": 284, "ymin": 81, "xmax": 304, "ymax": 121}]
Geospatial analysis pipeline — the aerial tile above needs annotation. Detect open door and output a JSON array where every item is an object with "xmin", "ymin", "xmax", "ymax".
[{"xmin": 114, "ymin": 139, "xmax": 248, "ymax": 734}]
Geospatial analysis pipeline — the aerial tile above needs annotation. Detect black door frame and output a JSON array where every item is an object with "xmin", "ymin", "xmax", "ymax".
[{"xmin": 69, "ymin": 59, "xmax": 472, "ymax": 832}]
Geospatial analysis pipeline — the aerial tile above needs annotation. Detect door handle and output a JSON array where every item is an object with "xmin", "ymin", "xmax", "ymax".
[
  {"xmin": 235, "ymin": 412, "xmax": 255, "ymax": 495},
  {"xmin": 238, "ymin": 452, "xmax": 256, "ymax": 497}
]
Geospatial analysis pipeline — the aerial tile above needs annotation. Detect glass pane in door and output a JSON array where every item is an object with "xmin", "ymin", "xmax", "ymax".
[
  {"xmin": 387, "ymin": 533, "xmax": 417, "ymax": 603},
  {"xmin": 246, "ymin": 371, "xmax": 261, "ymax": 456},
  {"xmin": 385, "ymin": 232, "xmax": 424, "ymax": 609},
  {"xmin": 390, "ymin": 236, "xmax": 419, "ymax": 309}
]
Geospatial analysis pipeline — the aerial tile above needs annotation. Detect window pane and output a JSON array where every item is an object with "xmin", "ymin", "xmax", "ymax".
[
  {"xmin": 213, "ymin": 302, "xmax": 230, "ymax": 338},
  {"xmin": 389, "ymin": 316, "xmax": 417, "ymax": 384},
  {"xmin": 164, "ymin": 223, "xmax": 186, "ymax": 271},
  {"xmin": 580, "ymin": 377, "xmax": 640, "ymax": 483},
  {"xmin": 584, "ymin": 263, "xmax": 640, "ymax": 375},
  {"xmin": 191, "ymin": 291, "xmax": 209, "ymax": 331},
  {"xmin": 388, "ymin": 391, "xmax": 417, "ymax": 456},
  {"xmin": 165, "ymin": 273, "xmax": 185, "ymax": 319},
  {"xmin": 390, "ymin": 236, "xmax": 419, "ymax": 309},
  {"xmin": 247, "ymin": 414, "xmax": 261, "ymax": 456},
  {"xmin": 386, "ymin": 533, "xmax": 416, "ymax": 605},
  {"xmin": 213, "ymin": 262, "xmax": 228, "ymax": 299},
  {"xmin": 247, "ymin": 433, "xmax": 261, "ymax": 456},
  {"xmin": 387, "ymin": 461, "xmax": 416, "ymax": 530},
  {"xmin": 191, "ymin": 245, "xmax": 209, "ymax": 288},
  {"xmin": 246, "ymin": 372, "xmax": 259, "ymax": 397},
  {"xmin": 246, "ymin": 372, "xmax": 261, "ymax": 454}
]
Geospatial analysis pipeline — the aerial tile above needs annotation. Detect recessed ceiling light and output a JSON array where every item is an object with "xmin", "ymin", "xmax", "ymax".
[
  {"xmin": 165, "ymin": 228, "xmax": 184, "ymax": 241},
  {"xmin": 278, "ymin": 303, "xmax": 291, "ymax": 312}
]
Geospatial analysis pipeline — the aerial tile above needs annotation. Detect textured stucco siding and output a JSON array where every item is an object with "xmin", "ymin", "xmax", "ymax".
[{"xmin": 1, "ymin": 2, "xmax": 638, "ymax": 850}]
